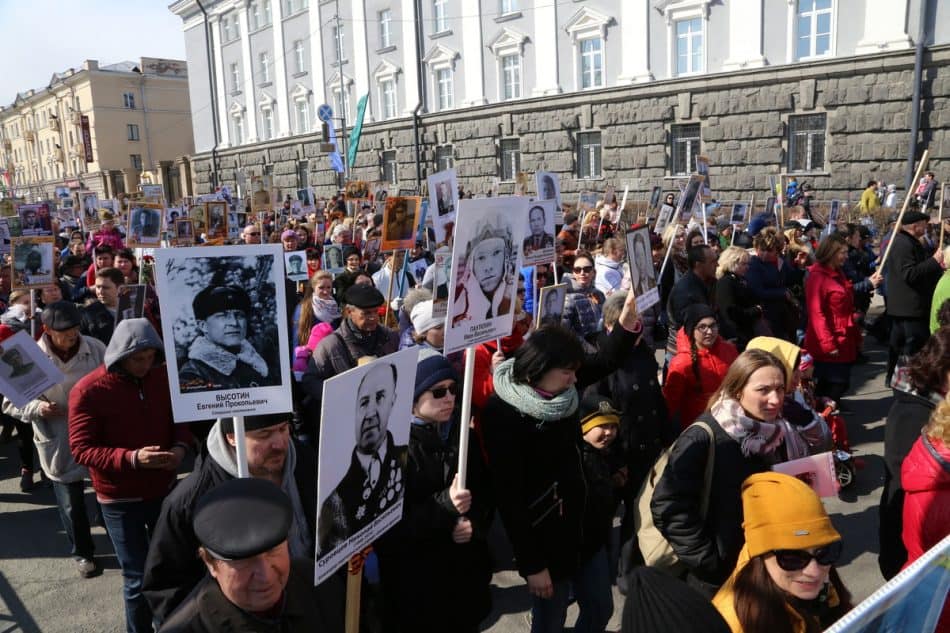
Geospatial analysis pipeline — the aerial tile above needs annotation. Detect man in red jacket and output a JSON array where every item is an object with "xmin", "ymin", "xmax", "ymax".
[{"xmin": 69, "ymin": 318, "xmax": 191, "ymax": 633}]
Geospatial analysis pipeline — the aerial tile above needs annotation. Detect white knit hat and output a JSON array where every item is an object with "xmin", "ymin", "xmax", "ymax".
[{"xmin": 410, "ymin": 300, "xmax": 443, "ymax": 334}]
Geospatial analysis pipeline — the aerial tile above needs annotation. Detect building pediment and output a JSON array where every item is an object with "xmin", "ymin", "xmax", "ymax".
[
  {"xmin": 228, "ymin": 101, "xmax": 246, "ymax": 116},
  {"xmin": 564, "ymin": 6, "xmax": 613, "ymax": 40},
  {"xmin": 373, "ymin": 59, "xmax": 402, "ymax": 80},
  {"xmin": 257, "ymin": 91, "xmax": 277, "ymax": 109},
  {"xmin": 488, "ymin": 27, "xmax": 529, "ymax": 56},
  {"xmin": 652, "ymin": 0, "xmax": 711, "ymax": 24},
  {"xmin": 326, "ymin": 71, "xmax": 354, "ymax": 88},
  {"xmin": 422, "ymin": 44, "xmax": 460, "ymax": 69},
  {"xmin": 290, "ymin": 83, "xmax": 312, "ymax": 101}
]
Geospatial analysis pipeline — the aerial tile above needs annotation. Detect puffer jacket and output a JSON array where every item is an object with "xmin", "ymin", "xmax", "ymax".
[
  {"xmin": 804, "ymin": 262, "xmax": 860, "ymax": 364},
  {"xmin": 2, "ymin": 333, "xmax": 105, "ymax": 482},
  {"xmin": 663, "ymin": 329, "xmax": 738, "ymax": 430},
  {"xmin": 561, "ymin": 275, "xmax": 605, "ymax": 342}
]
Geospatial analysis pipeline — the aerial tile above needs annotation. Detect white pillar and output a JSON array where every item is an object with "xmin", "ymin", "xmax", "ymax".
[
  {"xmin": 210, "ymin": 16, "xmax": 231, "ymax": 147},
  {"xmin": 271, "ymin": 0, "xmax": 290, "ymax": 136},
  {"xmin": 460, "ymin": 0, "xmax": 487, "ymax": 105},
  {"xmin": 400, "ymin": 0, "xmax": 419, "ymax": 115},
  {"xmin": 308, "ymin": 1, "xmax": 327, "ymax": 107},
  {"xmin": 856, "ymin": 0, "xmax": 912, "ymax": 53},
  {"xmin": 722, "ymin": 0, "xmax": 767, "ymax": 70},
  {"xmin": 237, "ymin": 7, "xmax": 258, "ymax": 142},
  {"xmin": 532, "ymin": 0, "xmax": 560, "ymax": 96},
  {"xmin": 351, "ymin": 0, "xmax": 372, "ymax": 120},
  {"xmin": 617, "ymin": 0, "xmax": 653, "ymax": 83},
  {"xmin": 785, "ymin": 0, "xmax": 796, "ymax": 64}
]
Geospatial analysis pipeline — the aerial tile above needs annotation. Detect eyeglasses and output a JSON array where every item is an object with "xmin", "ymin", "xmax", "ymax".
[
  {"xmin": 772, "ymin": 541, "xmax": 843, "ymax": 571},
  {"xmin": 429, "ymin": 384, "xmax": 458, "ymax": 399},
  {"xmin": 246, "ymin": 232, "xmax": 260, "ymax": 236},
  {"xmin": 695, "ymin": 323, "xmax": 719, "ymax": 332},
  {"xmin": 573, "ymin": 266, "xmax": 594, "ymax": 274}
]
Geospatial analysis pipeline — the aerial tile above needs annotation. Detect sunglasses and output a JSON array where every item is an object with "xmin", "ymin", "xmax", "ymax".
[
  {"xmin": 573, "ymin": 266, "xmax": 594, "ymax": 274},
  {"xmin": 772, "ymin": 541, "xmax": 842, "ymax": 571},
  {"xmin": 429, "ymin": 383, "xmax": 458, "ymax": 399}
]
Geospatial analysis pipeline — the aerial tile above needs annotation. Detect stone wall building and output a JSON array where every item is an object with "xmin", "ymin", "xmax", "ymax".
[{"xmin": 170, "ymin": 0, "xmax": 950, "ymax": 204}]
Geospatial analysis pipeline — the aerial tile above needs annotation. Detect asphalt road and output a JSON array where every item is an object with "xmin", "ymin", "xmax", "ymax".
[{"xmin": 0, "ymin": 313, "xmax": 892, "ymax": 632}]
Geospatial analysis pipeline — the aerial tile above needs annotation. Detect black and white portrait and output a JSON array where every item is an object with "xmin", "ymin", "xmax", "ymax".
[
  {"xmin": 116, "ymin": 284, "xmax": 147, "ymax": 327},
  {"xmin": 427, "ymin": 169, "xmax": 459, "ymax": 246},
  {"xmin": 828, "ymin": 200, "xmax": 841, "ymax": 227},
  {"xmin": 655, "ymin": 204, "xmax": 675, "ymax": 235},
  {"xmin": 323, "ymin": 244, "xmax": 345, "ymax": 273},
  {"xmin": 18, "ymin": 204, "xmax": 53, "ymax": 236},
  {"xmin": 154, "ymin": 244, "xmax": 292, "ymax": 423},
  {"xmin": 536, "ymin": 283, "xmax": 567, "ymax": 328},
  {"xmin": 696, "ymin": 155, "xmax": 712, "ymax": 197},
  {"xmin": 625, "ymin": 226, "xmax": 660, "ymax": 312},
  {"xmin": 81, "ymin": 192, "xmax": 99, "ymax": 230},
  {"xmin": 535, "ymin": 171, "xmax": 562, "ymax": 223},
  {"xmin": 284, "ymin": 250, "xmax": 309, "ymax": 282},
  {"xmin": 175, "ymin": 218, "xmax": 195, "ymax": 245},
  {"xmin": 207, "ymin": 201, "xmax": 227, "ymax": 239},
  {"xmin": 314, "ymin": 348, "xmax": 416, "ymax": 584},
  {"xmin": 730, "ymin": 202, "xmax": 749, "ymax": 226},
  {"xmin": 0, "ymin": 330, "xmax": 65, "ymax": 408},
  {"xmin": 128, "ymin": 203, "xmax": 163, "ymax": 246},
  {"xmin": 677, "ymin": 175, "xmax": 704, "ymax": 223},
  {"xmin": 649, "ymin": 186, "xmax": 663, "ymax": 210},
  {"xmin": 11, "ymin": 237, "xmax": 54, "ymax": 289},
  {"xmin": 522, "ymin": 199, "xmax": 556, "ymax": 266},
  {"xmin": 444, "ymin": 197, "xmax": 527, "ymax": 355}
]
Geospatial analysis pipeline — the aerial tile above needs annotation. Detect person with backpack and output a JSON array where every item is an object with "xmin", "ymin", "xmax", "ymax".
[{"xmin": 649, "ymin": 349, "xmax": 790, "ymax": 598}]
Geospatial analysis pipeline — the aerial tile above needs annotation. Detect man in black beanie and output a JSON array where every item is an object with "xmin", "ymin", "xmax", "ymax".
[{"xmin": 143, "ymin": 412, "xmax": 317, "ymax": 625}]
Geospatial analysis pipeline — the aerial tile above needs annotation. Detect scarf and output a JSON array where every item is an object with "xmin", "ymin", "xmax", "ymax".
[
  {"xmin": 492, "ymin": 358, "xmax": 578, "ymax": 423},
  {"xmin": 711, "ymin": 396, "xmax": 786, "ymax": 457},
  {"xmin": 311, "ymin": 294, "xmax": 341, "ymax": 325},
  {"xmin": 188, "ymin": 335, "xmax": 270, "ymax": 377}
]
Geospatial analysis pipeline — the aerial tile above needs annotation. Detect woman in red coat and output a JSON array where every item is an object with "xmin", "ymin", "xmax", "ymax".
[
  {"xmin": 663, "ymin": 304, "xmax": 738, "ymax": 430},
  {"xmin": 901, "ymin": 398, "xmax": 950, "ymax": 633},
  {"xmin": 804, "ymin": 234, "xmax": 862, "ymax": 402}
]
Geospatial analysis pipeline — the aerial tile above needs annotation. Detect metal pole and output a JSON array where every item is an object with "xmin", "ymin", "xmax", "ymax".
[
  {"xmin": 335, "ymin": 1, "xmax": 349, "ymax": 180},
  {"xmin": 904, "ymin": 0, "xmax": 929, "ymax": 192}
]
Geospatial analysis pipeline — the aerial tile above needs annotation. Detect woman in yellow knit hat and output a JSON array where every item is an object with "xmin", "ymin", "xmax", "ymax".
[{"xmin": 713, "ymin": 472, "xmax": 853, "ymax": 633}]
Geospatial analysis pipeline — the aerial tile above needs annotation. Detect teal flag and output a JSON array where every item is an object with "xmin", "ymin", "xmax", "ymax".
[{"xmin": 347, "ymin": 94, "xmax": 369, "ymax": 169}]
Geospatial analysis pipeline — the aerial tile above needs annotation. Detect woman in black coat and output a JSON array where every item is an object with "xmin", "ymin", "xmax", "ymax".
[
  {"xmin": 878, "ymin": 327, "xmax": 950, "ymax": 580},
  {"xmin": 715, "ymin": 246, "xmax": 762, "ymax": 351}
]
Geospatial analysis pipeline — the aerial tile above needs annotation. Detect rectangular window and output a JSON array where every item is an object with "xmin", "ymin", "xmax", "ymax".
[
  {"xmin": 499, "ymin": 138, "xmax": 521, "ymax": 181},
  {"xmin": 787, "ymin": 113, "xmax": 826, "ymax": 172},
  {"xmin": 577, "ymin": 131, "xmax": 602, "ymax": 179},
  {"xmin": 261, "ymin": 108, "xmax": 274, "ymax": 140},
  {"xmin": 284, "ymin": 0, "xmax": 296, "ymax": 14},
  {"xmin": 501, "ymin": 54, "xmax": 521, "ymax": 100},
  {"xmin": 127, "ymin": 124, "xmax": 140, "ymax": 141},
  {"xmin": 433, "ymin": 0, "xmax": 447, "ymax": 32},
  {"xmin": 297, "ymin": 160, "xmax": 309, "ymax": 189},
  {"xmin": 380, "ymin": 79, "xmax": 396, "ymax": 119},
  {"xmin": 436, "ymin": 68, "xmax": 453, "ymax": 110},
  {"xmin": 381, "ymin": 149, "xmax": 398, "ymax": 185},
  {"xmin": 230, "ymin": 63, "xmax": 241, "ymax": 91},
  {"xmin": 221, "ymin": 16, "xmax": 232, "ymax": 41},
  {"xmin": 259, "ymin": 52, "xmax": 270, "ymax": 83},
  {"xmin": 379, "ymin": 9, "xmax": 392, "ymax": 48},
  {"xmin": 263, "ymin": 0, "xmax": 272, "ymax": 25},
  {"xmin": 435, "ymin": 145, "xmax": 454, "ymax": 171},
  {"xmin": 500, "ymin": 0, "xmax": 518, "ymax": 13},
  {"xmin": 670, "ymin": 123, "xmax": 701, "ymax": 176},
  {"xmin": 123, "ymin": 92, "xmax": 136, "ymax": 109},
  {"xmin": 334, "ymin": 89, "xmax": 351, "ymax": 121},
  {"xmin": 797, "ymin": 0, "xmax": 833, "ymax": 59},
  {"xmin": 250, "ymin": 2, "xmax": 261, "ymax": 29},
  {"xmin": 580, "ymin": 38, "xmax": 604, "ymax": 89},
  {"xmin": 232, "ymin": 116, "xmax": 244, "ymax": 145},
  {"xmin": 676, "ymin": 18, "xmax": 703, "ymax": 75},
  {"xmin": 130, "ymin": 154, "xmax": 142, "ymax": 170},
  {"xmin": 333, "ymin": 25, "xmax": 345, "ymax": 63},
  {"xmin": 295, "ymin": 100, "xmax": 310, "ymax": 134},
  {"xmin": 293, "ymin": 40, "xmax": 306, "ymax": 73}
]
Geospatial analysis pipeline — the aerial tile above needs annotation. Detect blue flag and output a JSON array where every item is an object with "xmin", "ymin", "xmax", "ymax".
[{"xmin": 327, "ymin": 124, "xmax": 344, "ymax": 174}]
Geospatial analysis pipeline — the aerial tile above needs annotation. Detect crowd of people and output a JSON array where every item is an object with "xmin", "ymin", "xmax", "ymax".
[{"xmin": 0, "ymin": 178, "xmax": 949, "ymax": 633}]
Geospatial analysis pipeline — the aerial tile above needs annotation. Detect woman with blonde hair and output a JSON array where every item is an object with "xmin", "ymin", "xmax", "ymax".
[{"xmin": 715, "ymin": 246, "xmax": 761, "ymax": 351}]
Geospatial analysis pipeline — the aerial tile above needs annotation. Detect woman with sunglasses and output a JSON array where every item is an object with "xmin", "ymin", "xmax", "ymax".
[
  {"xmin": 713, "ymin": 472, "xmax": 852, "ymax": 633},
  {"xmin": 375, "ymin": 353, "xmax": 493, "ymax": 633},
  {"xmin": 561, "ymin": 250, "xmax": 606, "ymax": 348}
]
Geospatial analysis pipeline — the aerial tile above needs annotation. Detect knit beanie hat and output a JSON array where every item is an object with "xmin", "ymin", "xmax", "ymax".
[
  {"xmin": 410, "ymin": 300, "xmax": 443, "ymax": 335},
  {"xmin": 220, "ymin": 412, "xmax": 293, "ymax": 435},
  {"xmin": 413, "ymin": 352, "xmax": 458, "ymax": 403},
  {"xmin": 578, "ymin": 393, "xmax": 621, "ymax": 435},
  {"xmin": 683, "ymin": 304, "xmax": 716, "ymax": 339},
  {"xmin": 741, "ymin": 472, "xmax": 841, "ymax": 558},
  {"xmin": 621, "ymin": 566, "xmax": 731, "ymax": 633}
]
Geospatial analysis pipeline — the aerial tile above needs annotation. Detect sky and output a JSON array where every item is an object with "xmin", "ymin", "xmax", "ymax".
[{"xmin": 0, "ymin": 0, "xmax": 187, "ymax": 106}]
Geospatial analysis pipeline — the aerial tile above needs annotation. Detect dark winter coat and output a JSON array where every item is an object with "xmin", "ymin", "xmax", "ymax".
[
  {"xmin": 714, "ymin": 272, "xmax": 760, "ymax": 350},
  {"xmin": 79, "ymin": 300, "xmax": 115, "ymax": 346},
  {"xmin": 745, "ymin": 255, "xmax": 789, "ymax": 339},
  {"xmin": 579, "ymin": 441, "xmax": 620, "ymax": 560},
  {"xmin": 885, "ymin": 230, "xmax": 943, "ymax": 319},
  {"xmin": 666, "ymin": 270, "xmax": 713, "ymax": 353}
]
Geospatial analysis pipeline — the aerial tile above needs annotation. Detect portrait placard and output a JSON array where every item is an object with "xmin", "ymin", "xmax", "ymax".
[
  {"xmin": 141, "ymin": 184, "xmax": 164, "ymax": 202},
  {"xmin": 314, "ymin": 348, "xmax": 417, "ymax": 584},
  {"xmin": 655, "ymin": 204, "xmax": 675, "ymax": 234},
  {"xmin": 284, "ymin": 250, "xmax": 309, "ymax": 282},
  {"xmin": 17, "ymin": 203, "xmax": 53, "ymax": 236},
  {"xmin": 0, "ymin": 199, "xmax": 16, "ymax": 217},
  {"xmin": 345, "ymin": 180, "xmax": 370, "ymax": 200},
  {"xmin": 536, "ymin": 171, "xmax": 562, "ymax": 221},
  {"xmin": 173, "ymin": 218, "xmax": 195, "ymax": 246},
  {"xmin": 153, "ymin": 244, "xmax": 292, "ymax": 423},
  {"xmin": 0, "ymin": 218, "xmax": 12, "ymax": 256},
  {"xmin": 250, "ymin": 175, "xmax": 273, "ymax": 215},
  {"xmin": 188, "ymin": 203, "xmax": 208, "ymax": 234},
  {"xmin": 730, "ymin": 202, "xmax": 749, "ymax": 226},
  {"xmin": 426, "ymin": 168, "xmax": 458, "ymax": 245},
  {"xmin": 676, "ymin": 175, "xmax": 704, "ymax": 223},
  {"xmin": 649, "ymin": 186, "xmax": 662, "ymax": 210},
  {"xmin": 625, "ymin": 226, "xmax": 659, "ymax": 312},
  {"xmin": 11, "ymin": 236, "xmax": 55, "ymax": 289},
  {"xmin": 115, "ymin": 284, "xmax": 147, "ymax": 327},
  {"xmin": 381, "ymin": 196, "xmax": 421, "ymax": 251},
  {"xmin": 828, "ymin": 200, "xmax": 841, "ymax": 227},
  {"xmin": 206, "ymin": 201, "xmax": 228, "ymax": 239},
  {"xmin": 431, "ymin": 246, "xmax": 452, "ymax": 319},
  {"xmin": 166, "ymin": 206, "xmax": 184, "ymax": 227},
  {"xmin": 444, "ymin": 196, "xmax": 527, "ymax": 356},
  {"xmin": 522, "ymin": 199, "xmax": 557, "ymax": 266},
  {"xmin": 0, "ymin": 330, "xmax": 66, "ymax": 408},
  {"xmin": 127, "ymin": 202, "xmax": 165, "ymax": 247},
  {"xmin": 696, "ymin": 155, "xmax": 712, "ymax": 197},
  {"xmin": 536, "ymin": 283, "xmax": 567, "ymax": 328},
  {"xmin": 323, "ymin": 244, "xmax": 345, "ymax": 273},
  {"xmin": 80, "ymin": 192, "xmax": 99, "ymax": 232}
]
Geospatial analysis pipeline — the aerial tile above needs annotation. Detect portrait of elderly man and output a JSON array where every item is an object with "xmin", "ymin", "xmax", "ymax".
[
  {"xmin": 178, "ymin": 278, "xmax": 278, "ymax": 392},
  {"xmin": 522, "ymin": 204, "xmax": 554, "ymax": 255},
  {"xmin": 452, "ymin": 218, "xmax": 516, "ymax": 324},
  {"xmin": 317, "ymin": 361, "xmax": 408, "ymax": 556}
]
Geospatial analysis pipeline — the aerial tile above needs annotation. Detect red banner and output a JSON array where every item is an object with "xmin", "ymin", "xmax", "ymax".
[{"xmin": 80, "ymin": 115, "xmax": 93, "ymax": 163}]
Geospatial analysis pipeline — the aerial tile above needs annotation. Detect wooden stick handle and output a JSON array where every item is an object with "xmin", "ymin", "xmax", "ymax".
[{"xmin": 880, "ymin": 149, "xmax": 930, "ymax": 270}]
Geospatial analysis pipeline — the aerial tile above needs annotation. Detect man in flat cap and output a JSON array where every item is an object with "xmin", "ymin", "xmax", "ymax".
[
  {"xmin": 299, "ymin": 284, "xmax": 398, "ymax": 444},
  {"xmin": 179, "ymin": 279, "xmax": 278, "ymax": 392},
  {"xmin": 144, "ymin": 412, "xmax": 316, "ymax": 625},
  {"xmin": 158, "ymin": 478, "xmax": 343, "ymax": 632}
]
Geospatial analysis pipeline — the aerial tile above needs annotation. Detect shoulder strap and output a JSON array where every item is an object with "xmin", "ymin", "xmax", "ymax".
[{"xmin": 693, "ymin": 420, "xmax": 717, "ymax": 519}]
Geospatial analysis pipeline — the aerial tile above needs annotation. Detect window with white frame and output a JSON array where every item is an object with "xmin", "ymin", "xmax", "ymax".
[
  {"xmin": 123, "ymin": 92, "xmax": 135, "ymax": 109},
  {"xmin": 250, "ymin": 2, "xmax": 261, "ymax": 29},
  {"xmin": 232, "ymin": 114, "xmax": 245, "ymax": 145},
  {"xmin": 797, "ymin": 0, "xmax": 833, "ymax": 59},
  {"xmin": 435, "ymin": 145, "xmax": 454, "ymax": 171},
  {"xmin": 579, "ymin": 38, "xmax": 604, "ymax": 89},
  {"xmin": 333, "ymin": 25, "xmax": 345, "ymax": 63},
  {"xmin": 260, "ymin": 106, "xmax": 275, "ymax": 140},
  {"xmin": 295, "ymin": 99, "xmax": 310, "ymax": 134},
  {"xmin": 670, "ymin": 123, "xmax": 701, "ymax": 176},
  {"xmin": 333, "ymin": 87, "xmax": 351, "ymax": 121},
  {"xmin": 675, "ymin": 18, "xmax": 703, "ymax": 75},
  {"xmin": 436, "ymin": 68, "xmax": 453, "ymax": 110},
  {"xmin": 380, "ymin": 79, "xmax": 397, "ymax": 119},
  {"xmin": 220, "ymin": 15, "xmax": 233, "ymax": 41},
  {"xmin": 127, "ymin": 124, "xmax": 140, "ymax": 141},
  {"xmin": 230, "ymin": 63, "xmax": 241, "ymax": 92},
  {"xmin": 381, "ymin": 149, "xmax": 398, "ymax": 185},
  {"xmin": 259, "ymin": 52, "xmax": 270, "ymax": 83},
  {"xmin": 500, "ymin": 0, "xmax": 518, "ymax": 13},
  {"xmin": 433, "ymin": 0, "xmax": 447, "ymax": 32},
  {"xmin": 499, "ymin": 138, "xmax": 520, "ymax": 181},
  {"xmin": 577, "ymin": 131, "xmax": 602, "ymax": 179},
  {"xmin": 263, "ymin": 0, "xmax": 272, "ymax": 25},
  {"xmin": 293, "ymin": 40, "xmax": 306, "ymax": 73},
  {"xmin": 501, "ymin": 54, "xmax": 521, "ymax": 100},
  {"xmin": 787, "ymin": 113, "xmax": 826, "ymax": 172},
  {"xmin": 379, "ymin": 9, "xmax": 392, "ymax": 48}
]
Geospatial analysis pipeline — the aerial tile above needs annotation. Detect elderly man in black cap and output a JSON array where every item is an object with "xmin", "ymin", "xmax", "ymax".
[
  {"xmin": 299, "ymin": 284, "xmax": 399, "ymax": 443},
  {"xmin": 179, "ymin": 280, "xmax": 277, "ymax": 392},
  {"xmin": 144, "ymin": 412, "xmax": 316, "ymax": 625},
  {"xmin": 2, "ymin": 301, "xmax": 106, "ymax": 577},
  {"xmin": 158, "ymin": 478, "xmax": 343, "ymax": 632}
]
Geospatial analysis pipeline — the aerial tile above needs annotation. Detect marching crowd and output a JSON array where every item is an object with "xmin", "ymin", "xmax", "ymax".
[{"xmin": 1, "ymin": 178, "xmax": 949, "ymax": 633}]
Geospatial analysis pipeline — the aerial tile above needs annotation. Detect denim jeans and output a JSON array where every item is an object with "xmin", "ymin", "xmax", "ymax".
[
  {"xmin": 101, "ymin": 499, "xmax": 163, "ymax": 633},
  {"xmin": 530, "ymin": 548, "xmax": 614, "ymax": 633},
  {"xmin": 51, "ymin": 480, "xmax": 95, "ymax": 560}
]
